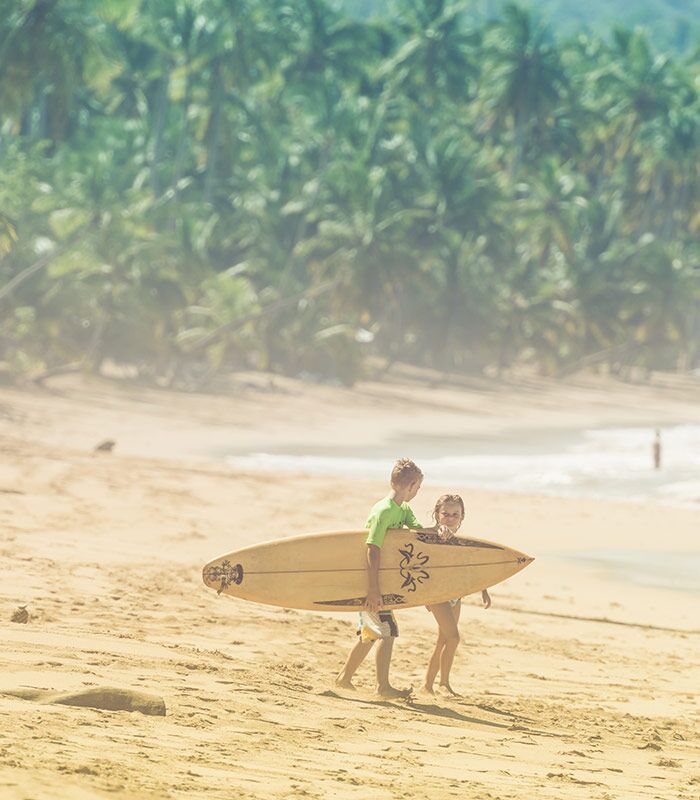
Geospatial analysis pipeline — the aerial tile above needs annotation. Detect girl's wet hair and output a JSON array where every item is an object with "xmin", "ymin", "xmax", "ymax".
[{"xmin": 432, "ymin": 493, "xmax": 465, "ymax": 523}]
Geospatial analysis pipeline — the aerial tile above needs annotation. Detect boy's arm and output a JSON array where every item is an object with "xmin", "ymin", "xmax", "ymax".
[
  {"xmin": 365, "ymin": 509, "xmax": 392, "ymax": 611},
  {"xmin": 404, "ymin": 506, "xmax": 423, "ymax": 529},
  {"xmin": 365, "ymin": 544, "xmax": 382, "ymax": 612},
  {"xmin": 404, "ymin": 506, "xmax": 440, "ymax": 534}
]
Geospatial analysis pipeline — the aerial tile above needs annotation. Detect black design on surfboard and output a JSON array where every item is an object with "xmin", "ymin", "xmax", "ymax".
[
  {"xmin": 314, "ymin": 593, "xmax": 406, "ymax": 607},
  {"xmin": 414, "ymin": 532, "xmax": 504, "ymax": 549},
  {"xmin": 398, "ymin": 542, "xmax": 430, "ymax": 592},
  {"xmin": 203, "ymin": 560, "xmax": 244, "ymax": 595}
]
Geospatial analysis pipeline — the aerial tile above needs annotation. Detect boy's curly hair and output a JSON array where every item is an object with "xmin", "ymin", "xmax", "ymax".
[
  {"xmin": 390, "ymin": 458, "xmax": 423, "ymax": 487},
  {"xmin": 432, "ymin": 494, "xmax": 465, "ymax": 524}
]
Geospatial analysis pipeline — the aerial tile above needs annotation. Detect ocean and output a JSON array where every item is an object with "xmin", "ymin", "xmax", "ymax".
[{"xmin": 227, "ymin": 424, "xmax": 700, "ymax": 508}]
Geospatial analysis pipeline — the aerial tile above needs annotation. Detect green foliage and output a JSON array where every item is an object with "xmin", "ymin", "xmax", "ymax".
[{"xmin": 1, "ymin": 0, "xmax": 699, "ymax": 385}]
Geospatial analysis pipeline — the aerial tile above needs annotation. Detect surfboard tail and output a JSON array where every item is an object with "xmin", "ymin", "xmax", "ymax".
[{"xmin": 202, "ymin": 559, "xmax": 244, "ymax": 595}]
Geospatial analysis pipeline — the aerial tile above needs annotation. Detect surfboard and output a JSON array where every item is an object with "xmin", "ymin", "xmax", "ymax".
[{"xmin": 202, "ymin": 529, "xmax": 533, "ymax": 612}]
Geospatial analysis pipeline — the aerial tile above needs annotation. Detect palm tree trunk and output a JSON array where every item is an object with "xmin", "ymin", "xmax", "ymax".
[
  {"xmin": 173, "ymin": 60, "xmax": 192, "ymax": 193},
  {"xmin": 204, "ymin": 58, "xmax": 224, "ymax": 205},
  {"xmin": 512, "ymin": 112, "xmax": 525, "ymax": 179},
  {"xmin": 151, "ymin": 68, "xmax": 170, "ymax": 195},
  {"xmin": 438, "ymin": 252, "xmax": 461, "ymax": 370}
]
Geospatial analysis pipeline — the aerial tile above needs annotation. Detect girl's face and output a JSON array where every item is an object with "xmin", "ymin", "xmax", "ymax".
[{"xmin": 436, "ymin": 501, "xmax": 464, "ymax": 532}]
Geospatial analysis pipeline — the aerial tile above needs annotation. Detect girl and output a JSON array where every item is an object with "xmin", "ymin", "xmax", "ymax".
[{"xmin": 422, "ymin": 493, "xmax": 491, "ymax": 697}]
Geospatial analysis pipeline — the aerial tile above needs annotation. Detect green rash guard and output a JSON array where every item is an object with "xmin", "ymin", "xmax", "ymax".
[{"xmin": 365, "ymin": 496, "xmax": 422, "ymax": 548}]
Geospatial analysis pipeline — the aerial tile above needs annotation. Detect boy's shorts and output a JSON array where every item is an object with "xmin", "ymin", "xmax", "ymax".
[{"xmin": 357, "ymin": 610, "xmax": 398, "ymax": 642}]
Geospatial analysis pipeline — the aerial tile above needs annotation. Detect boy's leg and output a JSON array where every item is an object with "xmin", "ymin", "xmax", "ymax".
[
  {"xmin": 375, "ymin": 637, "xmax": 411, "ymax": 698},
  {"xmin": 335, "ymin": 638, "xmax": 373, "ymax": 689},
  {"xmin": 374, "ymin": 637, "xmax": 394, "ymax": 693}
]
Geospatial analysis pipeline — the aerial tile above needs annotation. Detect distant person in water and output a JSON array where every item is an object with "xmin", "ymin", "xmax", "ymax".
[
  {"xmin": 653, "ymin": 429, "xmax": 662, "ymax": 470},
  {"xmin": 335, "ymin": 458, "xmax": 424, "ymax": 698},
  {"xmin": 421, "ymin": 494, "xmax": 491, "ymax": 698}
]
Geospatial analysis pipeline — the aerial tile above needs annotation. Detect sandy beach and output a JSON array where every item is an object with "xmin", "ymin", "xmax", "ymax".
[{"xmin": 1, "ymin": 370, "xmax": 699, "ymax": 799}]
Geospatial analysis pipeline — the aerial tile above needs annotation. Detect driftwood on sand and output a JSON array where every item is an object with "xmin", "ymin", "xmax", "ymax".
[{"xmin": 3, "ymin": 686, "xmax": 166, "ymax": 716}]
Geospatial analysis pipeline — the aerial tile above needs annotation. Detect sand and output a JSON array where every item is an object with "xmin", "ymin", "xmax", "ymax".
[{"xmin": 0, "ymin": 369, "xmax": 698, "ymax": 799}]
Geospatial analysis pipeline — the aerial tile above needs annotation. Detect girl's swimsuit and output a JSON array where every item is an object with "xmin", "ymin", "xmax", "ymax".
[{"xmin": 426, "ymin": 598, "xmax": 461, "ymax": 610}]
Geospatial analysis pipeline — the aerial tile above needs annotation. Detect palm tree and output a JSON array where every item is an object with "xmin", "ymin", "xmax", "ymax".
[
  {"xmin": 635, "ymin": 83, "xmax": 700, "ymax": 240},
  {"xmin": 0, "ymin": 0, "xmax": 125, "ymax": 142},
  {"xmin": 379, "ymin": 0, "xmax": 479, "ymax": 107},
  {"xmin": 482, "ymin": 3, "xmax": 567, "ymax": 176},
  {"xmin": 591, "ymin": 29, "xmax": 677, "ymax": 212},
  {"xmin": 408, "ymin": 121, "xmax": 509, "ymax": 367},
  {"xmin": 292, "ymin": 119, "xmax": 430, "ymax": 362}
]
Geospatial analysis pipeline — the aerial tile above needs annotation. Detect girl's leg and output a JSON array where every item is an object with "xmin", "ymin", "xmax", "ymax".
[
  {"xmin": 422, "ymin": 626, "xmax": 446, "ymax": 694},
  {"xmin": 430, "ymin": 601, "xmax": 461, "ymax": 696},
  {"xmin": 441, "ymin": 600, "xmax": 462, "ymax": 690}
]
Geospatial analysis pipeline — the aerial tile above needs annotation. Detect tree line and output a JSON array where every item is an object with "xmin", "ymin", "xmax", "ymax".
[{"xmin": 1, "ymin": 0, "xmax": 698, "ymax": 387}]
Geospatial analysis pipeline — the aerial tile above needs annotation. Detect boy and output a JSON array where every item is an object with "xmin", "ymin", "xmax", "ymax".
[{"xmin": 335, "ymin": 458, "xmax": 424, "ymax": 698}]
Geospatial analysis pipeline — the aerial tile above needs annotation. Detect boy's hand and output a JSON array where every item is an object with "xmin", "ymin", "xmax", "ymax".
[
  {"xmin": 482, "ymin": 589, "xmax": 491, "ymax": 609},
  {"xmin": 365, "ymin": 590, "xmax": 382, "ymax": 613}
]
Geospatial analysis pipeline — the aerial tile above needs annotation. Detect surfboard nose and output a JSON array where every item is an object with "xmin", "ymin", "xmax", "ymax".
[{"xmin": 514, "ymin": 552, "xmax": 535, "ymax": 568}]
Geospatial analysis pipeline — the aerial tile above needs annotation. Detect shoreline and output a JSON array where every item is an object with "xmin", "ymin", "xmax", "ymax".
[{"xmin": 224, "ymin": 446, "xmax": 700, "ymax": 510}]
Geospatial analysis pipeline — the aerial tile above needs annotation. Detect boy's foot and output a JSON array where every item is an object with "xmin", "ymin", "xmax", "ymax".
[
  {"xmin": 416, "ymin": 685, "xmax": 435, "ymax": 698},
  {"xmin": 334, "ymin": 676, "xmax": 356, "ymax": 691},
  {"xmin": 435, "ymin": 684, "xmax": 461, "ymax": 698},
  {"xmin": 376, "ymin": 684, "xmax": 412, "ymax": 699}
]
